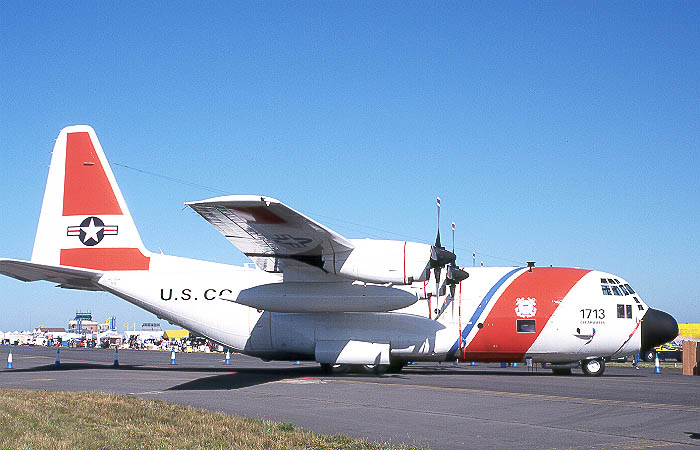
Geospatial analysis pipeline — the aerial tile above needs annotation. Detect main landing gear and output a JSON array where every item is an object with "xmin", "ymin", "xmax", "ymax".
[
  {"xmin": 320, "ymin": 361, "xmax": 405, "ymax": 376},
  {"xmin": 549, "ymin": 358, "xmax": 606, "ymax": 376}
]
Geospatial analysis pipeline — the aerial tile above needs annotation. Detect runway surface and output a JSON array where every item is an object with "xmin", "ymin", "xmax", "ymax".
[{"xmin": 1, "ymin": 346, "xmax": 698, "ymax": 450}]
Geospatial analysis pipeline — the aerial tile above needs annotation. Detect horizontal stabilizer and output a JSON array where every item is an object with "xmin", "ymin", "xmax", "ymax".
[
  {"xmin": 0, "ymin": 258, "xmax": 102, "ymax": 291},
  {"xmin": 223, "ymin": 282, "xmax": 418, "ymax": 313}
]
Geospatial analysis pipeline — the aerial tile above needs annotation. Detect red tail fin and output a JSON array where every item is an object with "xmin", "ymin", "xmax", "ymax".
[{"xmin": 31, "ymin": 126, "xmax": 150, "ymax": 271}]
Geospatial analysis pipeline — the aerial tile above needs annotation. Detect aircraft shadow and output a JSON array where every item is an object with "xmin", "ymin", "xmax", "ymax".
[
  {"xmin": 166, "ymin": 367, "xmax": 324, "ymax": 390},
  {"xmin": 4, "ymin": 362, "xmax": 330, "ymax": 390},
  {"xmin": 3, "ymin": 363, "xmax": 259, "ymax": 374}
]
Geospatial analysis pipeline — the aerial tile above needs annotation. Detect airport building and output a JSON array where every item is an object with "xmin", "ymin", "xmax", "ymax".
[
  {"xmin": 1, "ymin": 314, "xmax": 214, "ymax": 352},
  {"xmin": 67, "ymin": 312, "xmax": 99, "ymax": 333}
]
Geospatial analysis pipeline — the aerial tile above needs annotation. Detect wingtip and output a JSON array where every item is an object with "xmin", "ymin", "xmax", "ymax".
[{"xmin": 186, "ymin": 195, "xmax": 281, "ymax": 206}]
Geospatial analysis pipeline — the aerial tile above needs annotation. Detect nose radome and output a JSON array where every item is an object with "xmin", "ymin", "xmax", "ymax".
[{"xmin": 641, "ymin": 308, "xmax": 679, "ymax": 352}]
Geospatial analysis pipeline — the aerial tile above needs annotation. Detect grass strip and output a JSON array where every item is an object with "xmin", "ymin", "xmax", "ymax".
[{"xmin": 0, "ymin": 389, "xmax": 425, "ymax": 450}]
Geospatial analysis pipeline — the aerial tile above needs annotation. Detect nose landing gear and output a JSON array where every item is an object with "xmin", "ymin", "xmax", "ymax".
[{"xmin": 581, "ymin": 358, "xmax": 605, "ymax": 376}]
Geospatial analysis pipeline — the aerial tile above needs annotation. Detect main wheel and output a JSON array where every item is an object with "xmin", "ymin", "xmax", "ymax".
[
  {"xmin": 360, "ymin": 364, "xmax": 388, "ymax": 375},
  {"xmin": 387, "ymin": 361, "xmax": 406, "ymax": 373},
  {"xmin": 320, "ymin": 363, "xmax": 350, "ymax": 375},
  {"xmin": 643, "ymin": 350, "xmax": 656, "ymax": 362},
  {"xmin": 581, "ymin": 358, "xmax": 605, "ymax": 377}
]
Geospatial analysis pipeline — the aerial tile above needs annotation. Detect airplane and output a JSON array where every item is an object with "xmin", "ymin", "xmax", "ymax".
[{"xmin": 0, "ymin": 125, "xmax": 679, "ymax": 376}]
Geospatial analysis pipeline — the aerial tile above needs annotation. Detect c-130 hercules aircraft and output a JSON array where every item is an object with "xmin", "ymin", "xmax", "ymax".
[{"xmin": 0, "ymin": 126, "xmax": 678, "ymax": 376}]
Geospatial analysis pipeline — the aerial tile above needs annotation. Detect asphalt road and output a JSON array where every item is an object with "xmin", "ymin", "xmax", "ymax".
[{"xmin": 1, "ymin": 346, "xmax": 699, "ymax": 450}]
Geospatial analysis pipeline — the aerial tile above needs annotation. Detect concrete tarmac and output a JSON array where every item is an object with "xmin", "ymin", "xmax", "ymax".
[{"xmin": 1, "ymin": 346, "xmax": 699, "ymax": 449}]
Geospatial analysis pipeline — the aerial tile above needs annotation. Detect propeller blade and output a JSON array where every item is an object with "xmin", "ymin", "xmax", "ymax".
[
  {"xmin": 433, "ymin": 265, "xmax": 442, "ymax": 320},
  {"xmin": 449, "ymin": 221, "xmax": 458, "ymax": 306},
  {"xmin": 435, "ymin": 196, "xmax": 441, "ymax": 248},
  {"xmin": 443, "ymin": 263, "xmax": 468, "ymax": 320}
]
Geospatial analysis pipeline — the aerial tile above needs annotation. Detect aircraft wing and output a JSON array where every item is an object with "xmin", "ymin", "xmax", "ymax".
[{"xmin": 186, "ymin": 195, "xmax": 354, "ymax": 273}]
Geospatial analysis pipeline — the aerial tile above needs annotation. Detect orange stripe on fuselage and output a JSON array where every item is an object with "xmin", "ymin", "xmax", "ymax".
[{"xmin": 464, "ymin": 267, "xmax": 590, "ymax": 362}]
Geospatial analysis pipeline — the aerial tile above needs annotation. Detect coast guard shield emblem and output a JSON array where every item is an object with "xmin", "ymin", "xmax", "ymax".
[{"xmin": 515, "ymin": 297, "xmax": 537, "ymax": 318}]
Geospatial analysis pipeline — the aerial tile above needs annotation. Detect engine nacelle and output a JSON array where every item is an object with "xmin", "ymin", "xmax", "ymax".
[{"xmin": 328, "ymin": 239, "xmax": 432, "ymax": 284}]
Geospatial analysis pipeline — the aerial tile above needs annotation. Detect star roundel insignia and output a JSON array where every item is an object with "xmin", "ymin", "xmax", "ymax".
[{"xmin": 67, "ymin": 216, "xmax": 118, "ymax": 246}]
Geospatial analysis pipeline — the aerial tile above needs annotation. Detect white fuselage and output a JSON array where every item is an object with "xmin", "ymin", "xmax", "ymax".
[{"xmin": 96, "ymin": 254, "xmax": 646, "ymax": 364}]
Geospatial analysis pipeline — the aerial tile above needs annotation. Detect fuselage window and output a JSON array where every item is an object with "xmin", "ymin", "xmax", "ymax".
[
  {"xmin": 602, "ymin": 285, "xmax": 612, "ymax": 295},
  {"xmin": 626, "ymin": 304, "xmax": 632, "ymax": 318},
  {"xmin": 516, "ymin": 319, "xmax": 536, "ymax": 333},
  {"xmin": 617, "ymin": 304, "xmax": 625, "ymax": 318}
]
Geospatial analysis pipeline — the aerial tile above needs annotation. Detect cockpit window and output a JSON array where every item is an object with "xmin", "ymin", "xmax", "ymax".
[
  {"xmin": 601, "ymin": 279, "xmax": 637, "ymax": 297},
  {"xmin": 617, "ymin": 304, "xmax": 625, "ymax": 318},
  {"xmin": 617, "ymin": 304, "xmax": 635, "ymax": 318},
  {"xmin": 634, "ymin": 296, "xmax": 644, "ymax": 311}
]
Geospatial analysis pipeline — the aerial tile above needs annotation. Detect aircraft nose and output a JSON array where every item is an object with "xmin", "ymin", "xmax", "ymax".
[{"xmin": 640, "ymin": 308, "xmax": 678, "ymax": 352}]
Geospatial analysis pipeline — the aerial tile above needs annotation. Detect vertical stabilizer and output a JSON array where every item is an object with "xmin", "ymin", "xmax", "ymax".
[{"xmin": 31, "ymin": 125, "xmax": 151, "ymax": 270}]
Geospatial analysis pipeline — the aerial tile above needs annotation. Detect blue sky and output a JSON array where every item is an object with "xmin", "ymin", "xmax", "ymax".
[{"xmin": 1, "ymin": 2, "xmax": 698, "ymax": 330}]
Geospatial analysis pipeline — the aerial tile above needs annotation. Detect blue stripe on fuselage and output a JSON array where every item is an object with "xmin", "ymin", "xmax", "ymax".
[{"xmin": 449, "ymin": 267, "xmax": 523, "ymax": 355}]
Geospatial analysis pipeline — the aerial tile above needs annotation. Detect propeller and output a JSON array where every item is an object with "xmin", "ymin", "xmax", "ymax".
[
  {"xmin": 438, "ymin": 222, "xmax": 470, "ymax": 353},
  {"xmin": 428, "ymin": 197, "xmax": 458, "ymax": 319},
  {"xmin": 445, "ymin": 261, "xmax": 469, "ymax": 298},
  {"xmin": 451, "ymin": 221, "xmax": 456, "ymax": 316},
  {"xmin": 446, "ymin": 221, "xmax": 469, "ymax": 298},
  {"xmin": 438, "ymin": 222, "xmax": 469, "ymax": 316}
]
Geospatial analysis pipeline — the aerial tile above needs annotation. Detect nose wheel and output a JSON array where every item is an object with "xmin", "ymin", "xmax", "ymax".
[{"xmin": 581, "ymin": 358, "xmax": 605, "ymax": 376}]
